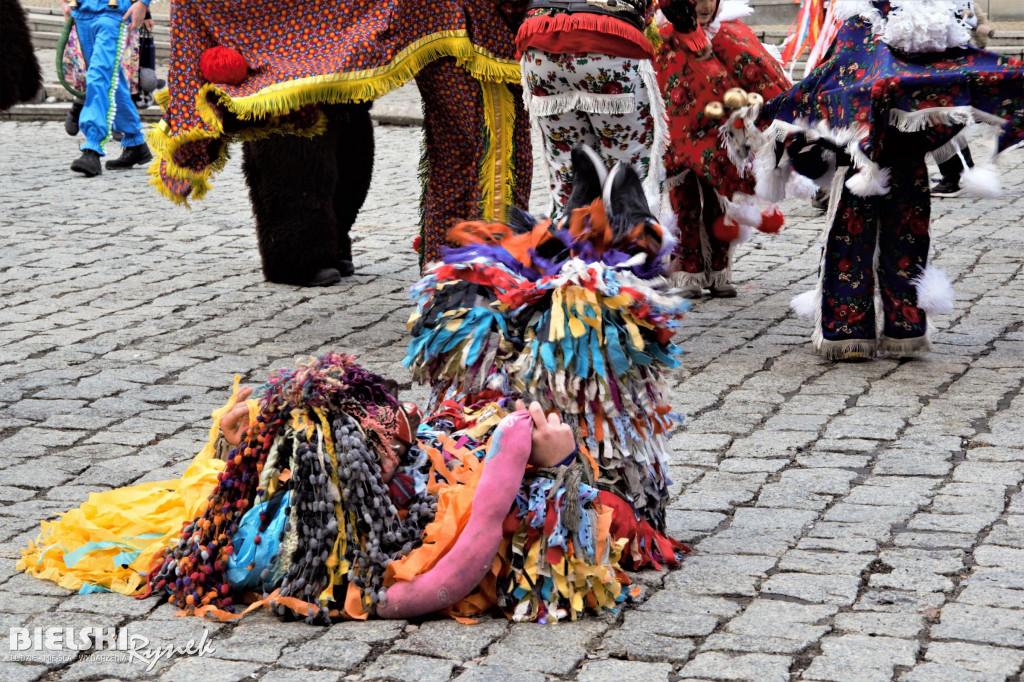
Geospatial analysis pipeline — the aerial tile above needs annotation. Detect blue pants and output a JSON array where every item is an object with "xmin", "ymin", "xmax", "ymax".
[{"xmin": 73, "ymin": 11, "xmax": 144, "ymax": 155}]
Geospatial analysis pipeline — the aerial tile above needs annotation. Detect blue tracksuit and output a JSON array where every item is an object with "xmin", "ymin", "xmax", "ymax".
[{"xmin": 72, "ymin": 0, "xmax": 150, "ymax": 155}]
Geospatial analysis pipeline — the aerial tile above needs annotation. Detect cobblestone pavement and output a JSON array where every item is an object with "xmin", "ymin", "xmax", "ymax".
[{"xmin": 2, "ymin": 120, "xmax": 1024, "ymax": 682}]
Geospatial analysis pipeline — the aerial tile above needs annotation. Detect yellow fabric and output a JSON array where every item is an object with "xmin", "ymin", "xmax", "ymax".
[
  {"xmin": 18, "ymin": 380, "xmax": 253, "ymax": 595},
  {"xmin": 149, "ymin": 32, "xmax": 520, "ymax": 205}
]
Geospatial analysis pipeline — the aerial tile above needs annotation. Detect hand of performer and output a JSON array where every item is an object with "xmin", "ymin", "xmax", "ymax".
[
  {"xmin": 123, "ymin": 2, "xmax": 148, "ymax": 29},
  {"xmin": 220, "ymin": 386, "xmax": 253, "ymax": 446},
  {"xmin": 515, "ymin": 399, "xmax": 576, "ymax": 468},
  {"xmin": 61, "ymin": 0, "xmax": 70, "ymax": 20},
  {"xmin": 692, "ymin": 42, "xmax": 713, "ymax": 61},
  {"xmin": 144, "ymin": 17, "xmax": 154, "ymax": 31}
]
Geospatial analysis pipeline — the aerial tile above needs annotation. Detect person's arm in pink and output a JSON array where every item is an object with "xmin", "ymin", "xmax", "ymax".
[{"xmin": 376, "ymin": 403, "xmax": 573, "ymax": 618}]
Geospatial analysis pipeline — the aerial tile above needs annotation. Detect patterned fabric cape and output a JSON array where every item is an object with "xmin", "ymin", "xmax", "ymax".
[
  {"xmin": 760, "ymin": 3, "xmax": 1024, "ymax": 183},
  {"xmin": 148, "ymin": 0, "xmax": 522, "ymax": 203},
  {"xmin": 656, "ymin": 19, "xmax": 790, "ymax": 201}
]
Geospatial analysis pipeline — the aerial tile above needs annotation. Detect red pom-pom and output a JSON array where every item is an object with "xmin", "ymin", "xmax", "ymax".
[
  {"xmin": 412, "ymin": 235, "xmax": 422, "ymax": 253},
  {"xmin": 758, "ymin": 208, "xmax": 785, "ymax": 234},
  {"xmin": 712, "ymin": 215, "xmax": 740, "ymax": 242},
  {"xmin": 199, "ymin": 46, "xmax": 248, "ymax": 85}
]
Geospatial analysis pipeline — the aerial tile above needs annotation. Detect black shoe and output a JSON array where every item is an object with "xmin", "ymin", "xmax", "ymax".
[
  {"xmin": 931, "ymin": 178, "xmax": 963, "ymax": 198},
  {"xmin": 65, "ymin": 100, "xmax": 84, "ymax": 136},
  {"xmin": 305, "ymin": 268, "xmax": 343, "ymax": 287},
  {"xmin": 105, "ymin": 143, "xmax": 153, "ymax": 170},
  {"xmin": 71, "ymin": 150, "xmax": 101, "ymax": 177}
]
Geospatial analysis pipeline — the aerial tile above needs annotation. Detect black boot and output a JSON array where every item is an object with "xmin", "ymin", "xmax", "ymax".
[
  {"xmin": 65, "ymin": 100, "xmax": 84, "ymax": 136},
  {"xmin": 71, "ymin": 150, "xmax": 101, "ymax": 177},
  {"xmin": 105, "ymin": 143, "xmax": 153, "ymax": 170}
]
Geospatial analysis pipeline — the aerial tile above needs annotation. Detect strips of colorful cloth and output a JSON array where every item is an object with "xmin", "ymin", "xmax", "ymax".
[{"xmin": 149, "ymin": 0, "xmax": 523, "ymax": 203}]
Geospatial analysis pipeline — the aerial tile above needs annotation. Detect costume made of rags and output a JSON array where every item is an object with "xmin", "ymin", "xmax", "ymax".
[
  {"xmin": 20, "ymin": 160, "xmax": 689, "ymax": 624},
  {"xmin": 517, "ymin": 0, "xmax": 668, "ymax": 217},
  {"xmin": 405, "ymin": 151, "xmax": 689, "ymax": 541},
  {"xmin": 757, "ymin": 0, "xmax": 1024, "ymax": 360},
  {"xmin": 150, "ymin": 0, "xmax": 533, "ymax": 266},
  {"xmin": 655, "ymin": 0, "xmax": 793, "ymax": 293}
]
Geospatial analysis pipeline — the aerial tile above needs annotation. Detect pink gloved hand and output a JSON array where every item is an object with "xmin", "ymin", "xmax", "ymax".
[{"xmin": 375, "ymin": 410, "xmax": 533, "ymax": 618}]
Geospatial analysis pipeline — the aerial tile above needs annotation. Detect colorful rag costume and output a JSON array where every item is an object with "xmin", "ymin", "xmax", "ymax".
[
  {"xmin": 517, "ymin": 0, "xmax": 668, "ymax": 218},
  {"xmin": 758, "ymin": 0, "xmax": 1024, "ymax": 360},
  {"xmin": 71, "ymin": 0, "xmax": 150, "ymax": 156},
  {"xmin": 405, "ymin": 150, "xmax": 688, "ymax": 537},
  {"xmin": 150, "ymin": 0, "xmax": 533, "ymax": 267},
  {"xmin": 21, "ymin": 157, "xmax": 689, "ymax": 624},
  {"xmin": 655, "ymin": 0, "xmax": 792, "ymax": 294}
]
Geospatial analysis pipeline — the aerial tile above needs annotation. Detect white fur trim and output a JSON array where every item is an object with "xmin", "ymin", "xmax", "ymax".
[
  {"xmin": 913, "ymin": 266, "xmax": 955, "ymax": 314},
  {"xmin": 725, "ymin": 199, "xmax": 763, "ymax": 228},
  {"xmin": 787, "ymin": 172, "xmax": 820, "ymax": 200},
  {"xmin": 883, "ymin": 0, "xmax": 971, "ymax": 53},
  {"xmin": 961, "ymin": 164, "xmax": 1003, "ymax": 199},
  {"xmin": 845, "ymin": 167, "xmax": 890, "ymax": 196},
  {"xmin": 638, "ymin": 59, "xmax": 668, "ymax": 216},
  {"xmin": 879, "ymin": 334, "xmax": 931, "ymax": 358},
  {"xmin": 736, "ymin": 223, "xmax": 753, "ymax": 245},
  {"xmin": 527, "ymin": 91, "xmax": 637, "ymax": 118},
  {"xmin": 889, "ymin": 106, "xmax": 1008, "ymax": 133},
  {"xmin": 791, "ymin": 290, "xmax": 819, "ymax": 319}
]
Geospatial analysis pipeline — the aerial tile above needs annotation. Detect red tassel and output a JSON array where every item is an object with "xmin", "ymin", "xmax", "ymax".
[
  {"xmin": 199, "ymin": 46, "xmax": 248, "ymax": 85},
  {"xmin": 758, "ymin": 207, "xmax": 785, "ymax": 234},
  {"xmin": 712, "ymin": 215, "xmax": 740, "ymax": 242}
]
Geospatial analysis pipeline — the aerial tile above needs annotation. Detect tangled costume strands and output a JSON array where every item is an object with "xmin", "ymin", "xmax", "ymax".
[
  {"xmin": 150, "ymin": 0, "xmax": 532, "ymax": 264},
  {"xmin": 21, "ymin": 160, "xmax": 690, "ymax": 624}
]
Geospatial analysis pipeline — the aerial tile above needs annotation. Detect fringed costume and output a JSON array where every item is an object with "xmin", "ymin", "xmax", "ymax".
[
  {"xmin": 0, "ymin": 0, "xmax": 42, "ymax": 112},
  {"xmin": 21, "ymin": 153, "xmax": 689, "ymax": 625},
  {"xmin": 758, "ymin": 0, "xmax": 1024, "ymax": 360},
  {"xmin": 517, "ymin": 0, "xmax": 668, "ymax": 218},
  {"xmin": 151, "ymin": 0, "xmax": 532, "ymax": 269},
  {"xmin": 656, "ymin": 0, "xmax": 792, "ymax": 297}
]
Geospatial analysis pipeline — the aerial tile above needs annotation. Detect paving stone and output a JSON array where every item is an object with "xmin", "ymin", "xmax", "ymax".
[
  {"xmin": 833, "ymin": 612, "xmax": 924, "ymax": 638},
  {"xmin": 453, "ymin": 664, "xmax": 548, "ymax": 682},
  {"xmin": 259, "ymin": 671, "xmax": 343, "ymax": 682},
  {"xmin": 901, "ymin": 662, "xmax": 1003, "ymax": 681},
  {"xmin": 360, "ymin": 654, "xmax": 455, "ymax": 682},
  {"xmin": 777, "ymin": 550, "xmax": 873, "ymax": 575},
  {"xmin": 932, "ymin": 603, "xmax": 1024, "ymax": 647},
  {"xmin": 393, "ymin": 619, "xmax": 506, "ymax": 660},
  {"xmin": 802, "ymin": 635, "xmax": 918, "ymax": 682},
  {"xmin": 924, "ymin": 641, "xmax": 1024, "ymax": 675},
  {"xmin": 760, "ymin": 573, "xmax": 861, "ymax": 605},
  {"xmin": 576, "ymin": 659, "xmax": 673, "ymax": 682},
  {"xmin": 279, "ymin": 638, "xmax": 371, "ymax": 671},
  {"xmin": 160, "ymin": 657, "xmax": 261, "ymax": 682},
  {"xmin": 483, "ymin": 620, "xmax": 607, "ymax": 675},
  {"xmin": 680, "ymin": 652, "xmax": 792, "ymax": 682},
  {"xmin": 599, "ymin": 630, "xmax": 696, "ymax": 664}
]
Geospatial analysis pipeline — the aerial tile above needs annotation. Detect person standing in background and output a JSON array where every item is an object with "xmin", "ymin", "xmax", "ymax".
[{"xmin": 61, "ymin": 0, "xmax": 153, "ymax": 177}]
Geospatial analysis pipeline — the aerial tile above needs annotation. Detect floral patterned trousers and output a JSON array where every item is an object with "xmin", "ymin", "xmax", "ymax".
[
  {"xmin": 668, "ymin": 172, "xmax": 731, "ymax": 289},
  {"xmin": 817, "ymin": 154, "xmax": 931, "ymax": 358},
  {"xmin": 521, "ymin": 50, "xmax": 662, "ymax": 218}
]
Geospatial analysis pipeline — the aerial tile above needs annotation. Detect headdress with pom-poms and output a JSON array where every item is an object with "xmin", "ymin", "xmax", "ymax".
[{"xmin": 404, "ymin": 146, "xmax": 689, "ymax": 532}]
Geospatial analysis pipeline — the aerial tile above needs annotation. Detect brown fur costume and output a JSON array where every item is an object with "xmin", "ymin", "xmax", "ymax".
[
  {"xmin": 241, "ymin": 103, "xmax": 375, "ymax": 286},
  {"xmin": 0, "ymin": 0, "xmax": 43, "ymax": 111}
]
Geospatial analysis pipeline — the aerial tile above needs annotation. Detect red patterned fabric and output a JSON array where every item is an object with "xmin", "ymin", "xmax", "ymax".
[
  {"xmin": 655, "ymin": 20, "xmax": 789, "ymax": 197},
  {"xmin": 153, "ymin": 0, "xmax": 524, "ymax": 203}
]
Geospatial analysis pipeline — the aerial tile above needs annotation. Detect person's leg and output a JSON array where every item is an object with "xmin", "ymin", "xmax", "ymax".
[
  {"xmin": 327, "ymin": 103, "xmax": 375, "ymax": 275},
  {"xmin": 105, "ymin": 42, "xmax": 151, "ymax": 169},
  {"xmin": 240, "ymin": 129, "xmax": 344, "ymax": 287},
  {"xmin": 534, "ymin": 110, "xmax": 599, "ymax": 217},
  {"xmin": 700, "ymin": 178, "xmax": 735, "ymax": 297},
  {"xmin": 76, "ymin": 13, "xmax": 123, "ymax": 157},
  {"xmin": 667, "ymin": 173, "xmax": 707, "ymax": 296},
  {"xmin": 415, "ymin": 59, "xmax": 486, "ymax": 267},
  {"xmin": 816, "ymin": 169, "xmax": 880, "ymax": 359},
  {"xmin": 878, "ymin": 154, "xmax": 931, "ymax": 356},
  {"xmin": 584, "ymin": 57, "xmax": 662, "ymax": 213}
]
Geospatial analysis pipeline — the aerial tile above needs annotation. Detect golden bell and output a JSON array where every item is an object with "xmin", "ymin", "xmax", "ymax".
[
  {"xmin": 704, "ymin": 101, "xmax": 725, "ymax": 120},
  {"xmin": 723, "ymin": 88, "xmax": 749, "ymax": 110},
  {"xmin": 746, "ymin": 92, "xmax": 764, "ymax": 107}
]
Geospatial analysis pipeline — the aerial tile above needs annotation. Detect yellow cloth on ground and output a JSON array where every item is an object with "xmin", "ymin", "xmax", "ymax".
[{"xmin": 18, "ymin": 381, "xmax": 256, "ymax": 595}]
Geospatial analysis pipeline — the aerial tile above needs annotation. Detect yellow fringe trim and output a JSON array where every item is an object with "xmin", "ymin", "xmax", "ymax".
[
  {"xmin": 148, "ymin": 31, "xmax": 520, "ymax": 203},
  {"xmin": 478, "ymin": 81, "xmax": 519, "ymax": 223}
]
